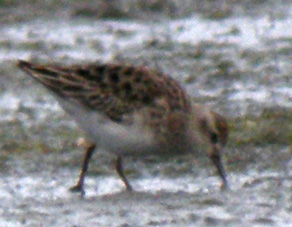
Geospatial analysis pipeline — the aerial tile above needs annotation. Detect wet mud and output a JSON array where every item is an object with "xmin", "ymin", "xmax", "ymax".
[{"xmin": 1, "ymin": 0, "xmax": 292, "ymax": 226}]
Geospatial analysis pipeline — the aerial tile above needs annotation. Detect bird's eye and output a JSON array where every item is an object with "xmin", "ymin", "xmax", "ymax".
[{"xmin": 210, "ymin": 132, "xmax": 218, "ymax": 144}]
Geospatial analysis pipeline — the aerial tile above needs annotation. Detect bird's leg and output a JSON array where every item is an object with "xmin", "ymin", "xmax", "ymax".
[
  {"xmin": 115, "ymin": 155, "xmax": 133, "ymax": 191},
  {"xmin": 70, "ymin": 141, "xmax": 96, "ymax": 195},
  {"xmin": 210, "ymin": 153, "xmax": 228, "ymax": 190}
]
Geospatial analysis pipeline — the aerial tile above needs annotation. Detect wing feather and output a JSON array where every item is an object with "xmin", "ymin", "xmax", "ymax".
[{"xmin": 17, "ymin": 60, "xmax": 191, "ymax": 122}]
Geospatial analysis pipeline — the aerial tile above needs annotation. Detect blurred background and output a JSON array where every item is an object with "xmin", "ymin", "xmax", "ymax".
[{"xmin": 1, "ymin": 0, "xmax": 292, "ymax": 226}]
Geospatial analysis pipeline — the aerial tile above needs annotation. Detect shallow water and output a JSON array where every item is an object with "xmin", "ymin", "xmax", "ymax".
[
  {"xmin": 2, "ymin": 147, "xmax": 292, "ymax": 227},
  {"xmin": 1, "ymin": 1, "xmax": 292, "ymax": 226}
]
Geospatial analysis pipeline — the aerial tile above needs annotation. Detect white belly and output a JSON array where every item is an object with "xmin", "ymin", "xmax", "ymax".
[{"xmin": 56, "ymin": 98, "xmax": 157, "ymax": 154}]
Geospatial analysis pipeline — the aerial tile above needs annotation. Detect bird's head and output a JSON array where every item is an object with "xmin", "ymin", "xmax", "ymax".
[{"xmin": 191, "ymin": 104, "xmax": 229, "ymax": 189}]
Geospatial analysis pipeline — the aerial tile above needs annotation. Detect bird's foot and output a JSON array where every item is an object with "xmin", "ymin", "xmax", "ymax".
[{"xmin": 69, "ymin": 184, "xmax": 85, "ymax": 196}]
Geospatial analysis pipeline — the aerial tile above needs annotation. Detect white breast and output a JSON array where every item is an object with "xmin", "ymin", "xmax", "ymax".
[{"xmin": 56, "ymin": 97, "xmax": 157, "ymax": 154}]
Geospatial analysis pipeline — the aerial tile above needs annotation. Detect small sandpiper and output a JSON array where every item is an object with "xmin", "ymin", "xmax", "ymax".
[{"xmin": 17, "ymin": 60, "xmax": 228, "ymax": 195}]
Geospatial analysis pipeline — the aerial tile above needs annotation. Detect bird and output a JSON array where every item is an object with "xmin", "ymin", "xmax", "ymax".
[{"xmin": 17, "ymin": 60, "xmax": 229, "ymax": 195}]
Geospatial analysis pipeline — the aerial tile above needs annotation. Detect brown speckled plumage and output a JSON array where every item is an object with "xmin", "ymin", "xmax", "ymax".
[
  {"xmin": 17, "ymin": 60, "xmax": 228, "ymax": 194},
  {"xmin": 18, "ymin": 61, "xmax": 192, "ymax": 144}
]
